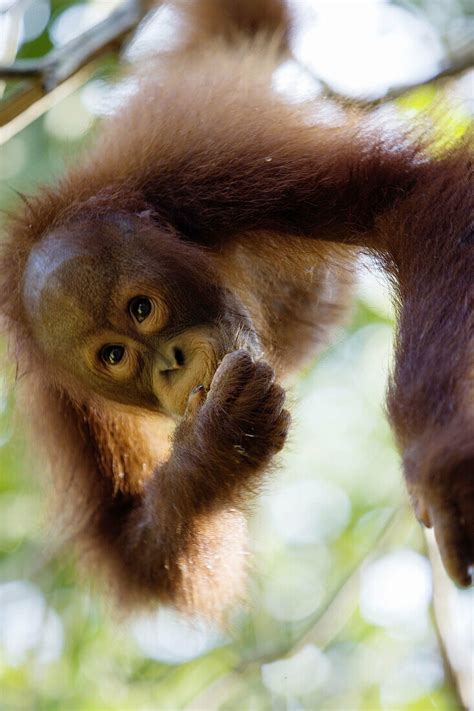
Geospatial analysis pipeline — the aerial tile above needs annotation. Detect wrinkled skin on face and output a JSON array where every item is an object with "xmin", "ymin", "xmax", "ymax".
[{"xmin": 23, "ymin": 215, "xmax": 257, "ymax": 417}]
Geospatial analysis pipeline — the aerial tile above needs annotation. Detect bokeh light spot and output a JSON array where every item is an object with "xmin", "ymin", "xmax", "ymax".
[
  {"xmin": 262, "ymin": 644, "xmax": 331, "ymax": 697},
  {"xmin": 130, "ymin": 607, "xmax": 223, "ymax": 664},
  {"xmin": 360, "ymin": 549, "xmax": 432, "ymax": 631}
]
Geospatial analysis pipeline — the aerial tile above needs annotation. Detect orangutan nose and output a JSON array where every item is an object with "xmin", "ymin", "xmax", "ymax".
[
  {"xmin": 173, "ymin": 347, "xmax": 185, "ymax": 367},
  {"xmin": 155, "ymin": 345, "xmax": 186, "ymax": 374}
]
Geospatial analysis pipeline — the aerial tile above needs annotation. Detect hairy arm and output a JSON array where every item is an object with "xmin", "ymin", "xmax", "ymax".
[
  {"xmin": 126, "ymin": 74, "xmax": 471, "ymax": 585},
  {"xmin": 128, "ymin": 73, "xmax": 473, "ymax": 587},
  {"xmin": 54, "ymin": 49, "xmax": 423, "ymax": 247},
  {"xmin": 381, "ymin": 148, "xmax": 474, "ymax": 585},
  {"xmin": 54, "ymin": 351, "xmax": 288, "ymax": 612}
]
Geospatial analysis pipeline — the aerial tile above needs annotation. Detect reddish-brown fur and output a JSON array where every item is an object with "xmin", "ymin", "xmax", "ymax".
[{"xmin": 0, "ymin": 0, "xmax": 472, "ymax": 616}]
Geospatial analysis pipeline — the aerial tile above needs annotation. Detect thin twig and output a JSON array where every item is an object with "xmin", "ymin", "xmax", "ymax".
[
  {"xmin": 0, "ymin": 62, "xmax": 99, "ymax": 145},
  {"xmin": 0, "ymin": 0, "xmax": 156, "ymax": 141},
  {"xmin": 426, "ymin": 529, "xmax": 472, "ymax": 710},
  {"xmin": 242, "ymin": 506, "xmax": 408, "ymax": 669},
  {"xmin": 1, "ymin": 1, "xmax": 472, "ymax": 141},
  {"xmin": 298, "ymin": 47, "xmax": 474, "ymax": 109},
  {"xmin": 187, "ymin": 507, "xmax": 412, "ymax": 710}
]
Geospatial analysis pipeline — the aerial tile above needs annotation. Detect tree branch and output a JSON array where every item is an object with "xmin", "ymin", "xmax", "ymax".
[
  {"xmin": 1, "ymin": 0, "xmax": 472, "ymax": 143},
  {"xmin": 0, "ymin": 0, "xmax": 157, "ymax": 143},
  {"xmin": 298, "ymin": 46, "xmax": 474, "ymax": 109}
]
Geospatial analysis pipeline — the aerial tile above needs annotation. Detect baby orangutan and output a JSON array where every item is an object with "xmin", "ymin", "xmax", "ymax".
[{"xmin": 0, "ymin": 0, "xmax": 472, "ymax": 616}]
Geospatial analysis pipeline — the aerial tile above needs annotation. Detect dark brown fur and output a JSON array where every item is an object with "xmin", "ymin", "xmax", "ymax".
[{"xmin": 0, "ymin": 0, "xmax": 472, "ymax": 616}]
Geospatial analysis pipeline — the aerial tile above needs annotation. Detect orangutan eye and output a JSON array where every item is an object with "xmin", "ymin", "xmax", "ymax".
[
  {"xmin": 100, "ymin": 344, "xmax": 125, "ymax": 366},
  {"xmin": 129, "ymin": 296, "xmax": 153, "ymax": 323}
]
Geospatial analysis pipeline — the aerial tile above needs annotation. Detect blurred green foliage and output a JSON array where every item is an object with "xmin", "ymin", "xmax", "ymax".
[{"xmin": 0, "ymin": 1, "xmax": 471, "ymax": 709}]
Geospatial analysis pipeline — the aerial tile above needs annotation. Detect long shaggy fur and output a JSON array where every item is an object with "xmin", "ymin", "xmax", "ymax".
[{"xmin": 0, "ymin": 0, "xmax": 472, "ymax": 615}]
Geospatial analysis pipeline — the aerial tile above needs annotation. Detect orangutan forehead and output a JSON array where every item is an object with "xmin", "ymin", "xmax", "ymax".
[
  {"xmin": 25, "ymin": 239, "xmax": 116, "ymax": 312},
  {"xmin": 24, "ymin": 235, "xmax": 92, "ymax": 313},
  {"xmin": 22, "ymin": 227, "xmax": 122, "ymax": 352}
]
